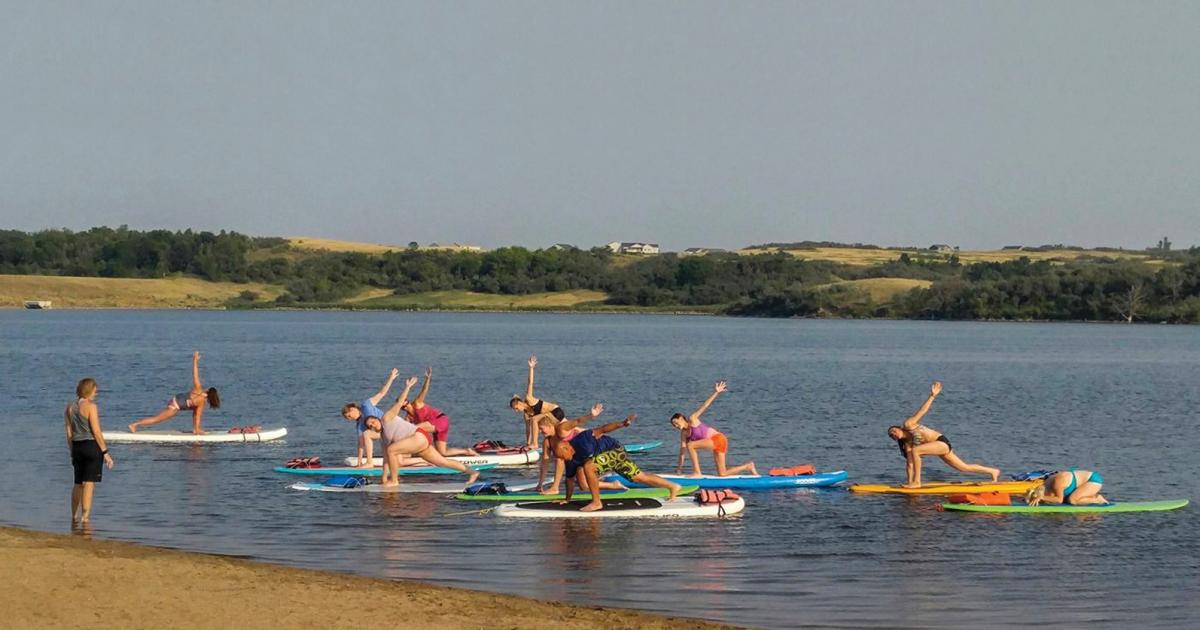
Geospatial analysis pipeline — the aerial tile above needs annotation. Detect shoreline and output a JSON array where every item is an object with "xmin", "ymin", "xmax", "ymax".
[{"xmin": 0, "ymin": 525, "xmax": 737, "ymax": 630}]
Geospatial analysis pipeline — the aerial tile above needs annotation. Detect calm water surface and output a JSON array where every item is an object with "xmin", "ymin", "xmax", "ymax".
[{"xmin": 1, "ymin": 311, "xmax": 1197, "ymax": 628}]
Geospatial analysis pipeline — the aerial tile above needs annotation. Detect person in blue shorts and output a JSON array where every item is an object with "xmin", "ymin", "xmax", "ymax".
[
  {"xmin": 1026, "ymin": 469, "xmax": 1107, "ymax": 506},
  {"xmin": 341, "ymin": 368, "xmax": 403, "ymax": 467},
  {"xmin": 556, "ymin": 414, "xmax": 681, "ymax": 512}
]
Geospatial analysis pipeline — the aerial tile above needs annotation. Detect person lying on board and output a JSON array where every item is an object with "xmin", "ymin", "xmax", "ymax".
[
  {"xmin": 340, "ymin": 368, "xmax": 399, "ymax": 467},
  {"xmin": 510, "ymin": 355, "xmax": 566, "ymax": 449},
  {"xmin": 886, "ymin": 381, "xmax": 999, "ymax": 488},
  {"xmin": 128, "ymin": 352, "xmax": 220, "ymax": 435},
  {"xmin": 1025, "ymin": 469, "xmax": 1107, "ymax": 506},
  {"xmin": 401, "ymin": 367, "xmax": 478, "ymax": 458},
  {"xmin": 671, "ymin": 381, "xmax": 758, "ymax": 477},
  {"xmin": 536, "ymin": 403, "xmax": 626, "ymax": 495},
  {"xmin": 364, "ymin": 382, "xmax": 480, "ymax": 488},
  {"xmin": 556, "ymin": 414, "xmax": 681, "ymax": 512}
]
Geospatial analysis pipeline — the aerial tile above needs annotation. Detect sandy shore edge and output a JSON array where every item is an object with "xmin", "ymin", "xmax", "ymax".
[{"xmin": 0, "ymin": 526, "xmax": 740, "ymax": 630}]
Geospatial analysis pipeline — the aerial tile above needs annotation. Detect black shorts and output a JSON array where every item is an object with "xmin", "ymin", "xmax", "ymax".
[{"xmin": 71, "ymin": 440, "xmax": 103, "ymax": 484}]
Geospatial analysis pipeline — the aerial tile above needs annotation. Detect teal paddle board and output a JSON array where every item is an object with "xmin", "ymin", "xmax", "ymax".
[
  {"xmin": 623, "ymin": 441, "xmax": 662, "ymax": 453},
  {"xmin": 942, "ymin": 499, "xmax": 1188, "ymax": 514}
]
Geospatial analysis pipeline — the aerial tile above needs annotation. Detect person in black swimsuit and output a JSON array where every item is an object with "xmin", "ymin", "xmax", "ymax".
[
  {"xmin": 510, "ymin": 356, "xmax": 566, "ymax": 448},
  {"xmin": 886, "ymin": 381, "xmax": 1000, "ymax": 488}
]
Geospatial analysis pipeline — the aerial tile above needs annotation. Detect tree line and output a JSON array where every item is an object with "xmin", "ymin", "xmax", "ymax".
[{"xmin": 2, "ymin": 227, "xmax": 1199, "ymax": 322}]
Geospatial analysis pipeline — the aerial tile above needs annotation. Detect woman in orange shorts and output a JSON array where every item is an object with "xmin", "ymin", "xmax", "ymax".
[{"xmin": 670, "ymin": 381, "xmax": 758, "ymax": 477}]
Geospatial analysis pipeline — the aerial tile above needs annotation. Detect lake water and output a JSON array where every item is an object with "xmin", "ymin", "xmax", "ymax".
[{"xmin": 1, "ymin": 310, "xmax": 1197, "ymax": 628}]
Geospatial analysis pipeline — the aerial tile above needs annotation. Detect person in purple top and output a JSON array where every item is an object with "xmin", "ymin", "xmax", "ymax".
[{"xmin": 340, "ymin": 368, "xmax": 400, "ymax": 467}]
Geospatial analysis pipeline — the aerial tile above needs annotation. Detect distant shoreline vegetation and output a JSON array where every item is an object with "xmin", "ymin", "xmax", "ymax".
[{"xmin": 2, "ymin": 227, "xmax": 1199, "ymax": 323}]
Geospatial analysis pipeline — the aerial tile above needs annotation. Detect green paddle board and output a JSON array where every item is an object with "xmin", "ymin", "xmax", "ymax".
[
  {"xmin": 455, "ymin": 485, "xmax": 699, "ymax": 502},
  {"xmin": 942, "ymin": 499, "xmax": 1188, "ymax": 514}
]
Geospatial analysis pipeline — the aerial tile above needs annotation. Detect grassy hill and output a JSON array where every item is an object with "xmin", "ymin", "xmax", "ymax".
[{"xmin": 0, "ymin": 275, "xmax": 284, "ymax": 308}]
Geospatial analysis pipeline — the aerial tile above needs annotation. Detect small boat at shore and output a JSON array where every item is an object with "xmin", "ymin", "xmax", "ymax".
[{"xmin": 23, "ymin": 300, "xmax": 52, "ymax": 309}]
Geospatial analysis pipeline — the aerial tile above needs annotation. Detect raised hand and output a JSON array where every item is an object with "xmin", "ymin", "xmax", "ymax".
[
  {"xmin": 931, "ymin": 381, "xmax": 943, "ymax": 397},
  {"xmin": 424, "ymin": 367, "xmax": 433, "ymax": 379},
  {"xmin": 622, "ymin": 414, "xmax": 636, "ymax": 427},
  {"xmin": 590, "ymin": 403, "xmax": 604, "ymax": 417},
  {"xmin": 528, "ymin": 356, "xmax": 538, "ymax": 369},
  {"xmin": 389, "ymin": 368, "xmax": 399, "ymax": 380},
  {"xmin": 193, "ymin": 351, "xmax": 201, "ymax": 362},
  {"xmin": 714, "ymin": 381, "xmax": 728, "ymax": 394},
  {"xmin": 405, "ymin": 376, "xmax": 418, "ymax": 388}
]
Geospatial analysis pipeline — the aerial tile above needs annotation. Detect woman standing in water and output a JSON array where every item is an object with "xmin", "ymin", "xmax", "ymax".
[
  {"xmin": 128, "ymin": 351, "xmax": 220, "ymax": 434},
  {"xmin": 886, "ymin": 381, "xmax": 1000, "ymax": 488},
  {"xmin": 510, "ymin": 356, "xmax": 565, "ymax": 448},
  {"xmin": 66, "ymin": 378, "xmax": 114, "ymax": 524}
]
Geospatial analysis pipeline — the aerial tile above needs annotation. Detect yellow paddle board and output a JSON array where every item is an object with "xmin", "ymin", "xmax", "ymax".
[{"xmin": 849, "ymin": 480, "xmax": 1043, "ymax": 495}]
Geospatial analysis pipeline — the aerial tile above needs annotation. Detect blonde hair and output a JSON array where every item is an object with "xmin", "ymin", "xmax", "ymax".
[
  {"xmin": 537, "ymin": 417, "xmax": 557, "ymax": 434},
  {"xmin": 76, "ymin": 378, "xmax": 97, "ymax": 398},
  {"xmin": 1025, "ymin": 485, "xmax": 1046, "ymax": 504}
]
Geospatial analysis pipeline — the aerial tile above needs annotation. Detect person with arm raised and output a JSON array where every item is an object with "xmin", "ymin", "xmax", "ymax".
[
  {"xmin": 128, "ymin": 352, "xmax": 220, "ymax": 435},
  {"xmin": 885, "ymin": 381, "xmax": 999, "ymax": 488},
  {"xmin": 670, "ymin": 381, "xmax": 758, "ymax": 477}
]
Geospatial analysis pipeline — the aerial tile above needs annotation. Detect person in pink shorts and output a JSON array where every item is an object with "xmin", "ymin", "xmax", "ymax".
[{"xmin": 402, "ymin": 367, "xmax": 478, "ymax": 457}]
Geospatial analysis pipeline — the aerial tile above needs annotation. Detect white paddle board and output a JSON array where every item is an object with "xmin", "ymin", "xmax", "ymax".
[
  {"xmin": 341, "ymin": 449, "xmax": 539, "ymax": 468},
  {"xmin": 494, "ymin": 496, "xmax": 745, "ymax": 518},
  {"xmin": 104, "ymin": 427, "xmax": 287, "ymax": 443}
]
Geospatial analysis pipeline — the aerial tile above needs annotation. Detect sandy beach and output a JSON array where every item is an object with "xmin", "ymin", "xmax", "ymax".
[{"xmin": 0, "ymin": 526, "xmax": 737, "ymax": 630}]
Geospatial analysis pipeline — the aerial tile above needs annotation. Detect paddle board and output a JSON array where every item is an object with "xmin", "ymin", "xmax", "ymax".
[
  {"xmin": 341, "ymin": 449, "xmax": 540, "ymax": 468},
  {"xmin": 290, "ymin": 480, "xmax": 538, "ymax": 494},
  {"xmin": 456, "ymin": 485, "xmax": 699, "ymax": 502},
  {"xmin": 622, "ymin": 441, "xmax": 663, "ymax": 453},
  {"xmin": 942, "ymin": 499, "xmax": 1189, "ymax": 514},
  {"xmin": 103, "ymin": 427, "xmax": 287, "ymax": 444},
  {"xmin": 274, "ymin": 462, "xmax": 497, "ymax": 476},
  {"xmin": 620, "ymin": 470, "xmax": 848, "ymax": 490},
  {"xmin": 495, "ymin": 496, "xmax": 745, "ymax": 518},
  {"xmin": 849, "ymin": 480, "xmax": 1041, "ymax": 495}
]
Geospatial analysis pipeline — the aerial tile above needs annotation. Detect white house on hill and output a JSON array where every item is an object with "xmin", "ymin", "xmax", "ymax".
[{"xmin": 606, "ymin": 241, "xmax": 660, "ymax": 255}]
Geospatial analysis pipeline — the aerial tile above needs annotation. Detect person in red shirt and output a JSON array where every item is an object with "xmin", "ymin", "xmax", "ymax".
[{"xmin": 403, "ymin": 367, "xmax": 478, "ymax": 457}]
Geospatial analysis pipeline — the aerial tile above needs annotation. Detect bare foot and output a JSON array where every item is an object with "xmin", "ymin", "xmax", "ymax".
[
  {"xmin": 988, "ymin": 468, "xmax": 1000, "ymax": 482},
  {"xmin": 667, "ymin": 482, "xmax": 681, "ymax": 501},
  {"xmin": 901, "ymin": 483, "xmax": 922, "ymax": 489},
  {"xmin": 580, "ymin": 501, "xmax": 603, "ymax": 512},
  {"xmin": 599, "ymin": 480, "xmax": 627, "ymax": 491},
  {"xmin": 192, "ymin": 430, "xmax": 206, "ymax": 435},
  {"xmin": 539, "ymin": 487, "xmax": 561, "ymax": 496},
  {"xmin": 466, "ymin": 448, "xmax": 479, "ymax": 456},
  {"xmin": 465, "ymin": 470, "xmax": 480, "ymax": 485},
  {"xmin": 127, "ymin": 423, "xmax": 138, "ymax": 433},
  {"xmin": 748, "ymin": 462, "xmax": 759, "ymax": 476},
  {"xmin": 79, "ymin": 515, "xmax": 90, "ymax": 523}
]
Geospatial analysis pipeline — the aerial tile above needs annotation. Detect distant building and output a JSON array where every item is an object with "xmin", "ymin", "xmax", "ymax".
[
  {"xmin": 425, "ymin": 243, "xmax": 483, "ymax": 252},
  {"xmin": 1002, "ymin": 245, "xmax": 1024, "ymax": 251},
  {"xmin": 548, "ymin": 243, "xmax": 577, "ymax": 251},
  {"xmin": 606, "ymin": 241, "xmax": 660, "ymax": 255},
  {"xmin": 681, "ymin": 247, "xmax": 728, "ymax": 256},
  {"xmin": 929, "ymin": 244, "xmax": 958, "ymax": 254}
]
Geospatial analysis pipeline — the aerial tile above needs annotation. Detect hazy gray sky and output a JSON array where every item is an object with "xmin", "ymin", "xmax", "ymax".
[{"xmin": 2, "ymin": 1, "xmax": 1197, "ymax": 250}]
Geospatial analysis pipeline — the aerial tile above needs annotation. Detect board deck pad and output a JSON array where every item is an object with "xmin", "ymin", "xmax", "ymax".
[
  {"xmin": 274, "ymin": 462, "xmax": 497, "ymax": 476},
  {"xmin": 942, "ymin": 499, "xmax": 1189, "ymax": 514},
  {"xmin": 455, "ymin": 485, "xmax": 699, "ymax": 502},
  {"xmin": 513, "ymin": 498, "xmax": 665, "ymax": 511},
  {"xmin": 850, "ymin": 480, "xmax": 1041, "ymax": 495},
  {"xmin": 621, "ymin": 470, "xmax": 847, "ymax": 489}
]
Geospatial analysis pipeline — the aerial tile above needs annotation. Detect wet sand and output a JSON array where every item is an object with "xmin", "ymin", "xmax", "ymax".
[{"xmin": 0, "ymin": 526, "xmax": 737, "ymax": 630}]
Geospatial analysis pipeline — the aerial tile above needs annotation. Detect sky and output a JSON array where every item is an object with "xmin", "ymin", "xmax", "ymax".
[{"xmin": 1, "ymin": 1, "xmax": 1198, "ymax": 251}]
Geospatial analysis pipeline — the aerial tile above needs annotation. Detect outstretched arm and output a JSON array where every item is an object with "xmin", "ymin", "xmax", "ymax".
[
  {"xmin": 525, "ymin": 356, "xmax": 537, "ymax": 401},
  {"xmin": 413, "ymin": 367, "xmax": 432, "ymax": 406},
  {"xmin": 191, "ymin": 351, "xmax": 203, "ymax": 390},
  {"xmin": 903, "ymin": 381, "xmax": 942, "ymax": 429},
  {"xmin": 593, "ymin": 414, "xmax": 635, "ymax": 437},
  {"xmin": 675, "ymin": 428, "xmax": 688, "ymax": 473},
  {"xmin": 689, "ymin": 381, "xmax": 727, "ymax": 421},
  {"xmin": 383, "ymin": 377, "xmax": 419, "ymax": 421},
  {"xmin": 556, "ymin": 403, "xmax": 603, "ymax": 436},
  {"xmin": 368, "ymin": 368, "xmax": 400, "ymax": 406}
]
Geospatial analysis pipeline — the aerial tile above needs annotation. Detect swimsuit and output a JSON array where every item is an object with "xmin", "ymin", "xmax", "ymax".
[
  {"xmin": 410, "ymin": 404, "xmax": 451, "ymax": 442},
  {"xmin": 168, "ymin": 392, "xmax": 197, "ymax": 410},
  {"xmin": 687, "ymin": 422, "xmax": 729, "ymax": 453},
  {"xmin": 530, "ymin": 399, "xmax": 566, "ymax": 421},
  {"xmin": 1062, "ymin": 468, "xmax": 1104, "ymax": 498},
  {"xmin": 897, "ymin": 433, "xmax": 952, "ymax": 457}
]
